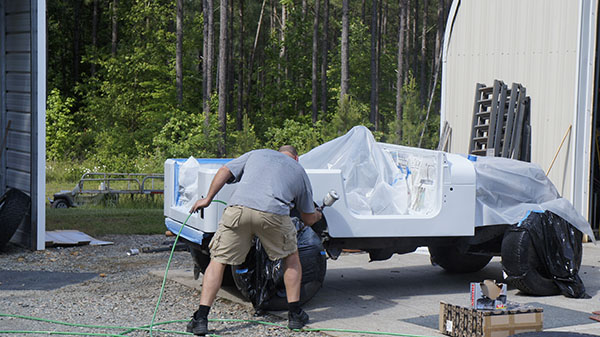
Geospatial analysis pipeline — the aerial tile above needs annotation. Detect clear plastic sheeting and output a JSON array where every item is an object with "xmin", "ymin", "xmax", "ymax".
[
  {"xmin": 299, "ymin": 126, "xmax": 595, "ymax": 241},
  {"xmin": 472, "ymin": 156, "xmax": 596, "ymax": 241},
  {"xmin": 175, "ymin": 157, "xmax": 223, "ymax": 213},
  {"xmin": 177, "ymin": 157, "xmax": 200, "ymax": 207},
  {"xmin": 300, "ymin": 126, "xmax": 440, "ymax": 216}
]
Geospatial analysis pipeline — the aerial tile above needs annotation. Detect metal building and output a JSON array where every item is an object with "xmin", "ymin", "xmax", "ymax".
[
  {"xmin": 441, "ymin": 0, "xmax": 599, "ymax": 236},
  {"xmin": 0, "ymin": 0, "xmax": 46, "ymax": 250}
]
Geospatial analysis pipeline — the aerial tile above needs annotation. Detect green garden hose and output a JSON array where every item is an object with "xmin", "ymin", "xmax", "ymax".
[{"xmin": 0, "ymin": 314, "xmax": 433, "ymax": 337}]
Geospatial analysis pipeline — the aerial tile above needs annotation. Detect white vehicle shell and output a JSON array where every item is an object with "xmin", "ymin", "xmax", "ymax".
[{"xmin": 164, "ymin": 144, "xmax": 476, "ymax": 243}]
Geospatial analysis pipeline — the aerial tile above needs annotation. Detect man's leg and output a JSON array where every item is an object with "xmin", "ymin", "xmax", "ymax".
[
  {"xmin": 200, "ymin": 259, "xmax": 226, "ymax": 306},
  {"xmin": 187, "ymin": 259, "xmax": 226, "ymax": 335},
  {"xmin": 283, "ymin": 250, "xmax": 302, "ymax": 302},
  {"xmin": 284, "ymin": 250, "xmax": 308, "ymax": 329}
]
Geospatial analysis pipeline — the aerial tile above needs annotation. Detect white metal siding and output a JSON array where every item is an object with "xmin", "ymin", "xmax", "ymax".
[{"xmin": 441, "ymin": 0, "xmax": 595, "ymax": 214}]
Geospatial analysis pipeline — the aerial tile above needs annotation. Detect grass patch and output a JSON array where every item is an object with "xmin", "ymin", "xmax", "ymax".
[
  {"xmin": 46, "ymin": 207, "xmax": 165, "ymax": 236},
  {"xmin": 45, "ymin": 159, "xmax": 167, "ymax": 236}
]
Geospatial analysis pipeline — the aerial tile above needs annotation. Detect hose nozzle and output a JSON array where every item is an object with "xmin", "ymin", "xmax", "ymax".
[{"xmin": 322, "ymin": 190, "xmax": 339, "ymax": 208}]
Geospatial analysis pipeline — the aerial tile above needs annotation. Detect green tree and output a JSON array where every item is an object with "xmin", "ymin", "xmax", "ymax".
[
  {"xmin": 46, "ymin": 89, "xmax": 80, "ymax": 160},
  {"xmin": 79, "ymin": 0, "xmax": 177, "ymax": 169},
  {"xmin": 388, "ymin": 73, "xmax": 438, "ymax": 148},
  {"xmin": 324, "ymin": 95, "xmax": 370, "ymax": 139}
]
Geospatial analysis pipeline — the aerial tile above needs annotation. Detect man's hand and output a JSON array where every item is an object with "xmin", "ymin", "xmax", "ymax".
[
  {"xmin": 190, "ymin": 198, "xmax": 212, "ymax": 214},
  {"xmin": 300, "ymin": 208, "xmax": 323, "ymax": 226}
]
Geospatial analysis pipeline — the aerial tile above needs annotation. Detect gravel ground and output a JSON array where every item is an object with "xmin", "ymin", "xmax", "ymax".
[{"xmin": 0, "ymin": 234, "xmax": 328, "ymax": 337}]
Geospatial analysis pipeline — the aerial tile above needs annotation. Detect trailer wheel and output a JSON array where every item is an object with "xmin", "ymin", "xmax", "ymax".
[
  {"xmin": 188, "ymin": 245, "xmax": 235, "ymax": 286},
  {"xmin": 429, "ymin": 245, "xmax": 492, "ymax": 273},
  {"xmin": 51, "ymin": 198, "xmax": 70, "ymax": 208},
  {"xmin": 501, "ymin": 229, "xmax": 561, "ymax": 296}
]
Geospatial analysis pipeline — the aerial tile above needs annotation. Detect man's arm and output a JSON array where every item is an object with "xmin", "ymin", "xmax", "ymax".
[
  {"xmin": 189, "ymin": 166, "xmax": 234, "ymax": 213},
  {"xmin": 299, "ymin": 209, "xmax": 323, "ymax": 226}
]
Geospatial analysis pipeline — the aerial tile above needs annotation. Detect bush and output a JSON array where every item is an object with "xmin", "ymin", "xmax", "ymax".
[{"xmin": 264, "ymin": 119, "xmax": 324, "ymax": 155}]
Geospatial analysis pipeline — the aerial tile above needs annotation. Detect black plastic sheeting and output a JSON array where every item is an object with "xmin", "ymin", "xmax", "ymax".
[
  {"xmin": 517, "ymin": 210, "xmax": 587, "ymax": 298},
  {"xmin": 0, "ymin": 188, "xmax": 31, "ymax": 250},
  {"xmin": 232, "ymin": 218, "xmax": 327, "ymax": 311}
]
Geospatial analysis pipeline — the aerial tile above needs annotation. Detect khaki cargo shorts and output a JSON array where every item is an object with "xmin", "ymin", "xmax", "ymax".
[{"xmin": 208, "ymin": 205, "xmax": 298, "ymax": 265}]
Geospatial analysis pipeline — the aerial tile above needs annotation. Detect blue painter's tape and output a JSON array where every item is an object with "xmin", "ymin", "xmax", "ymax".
[
  {"xmin": 173, "ymin": 158, "xmax": 233, "ymax": 164},
  {"xmin": 235, "ymin": 268, "xmax": 249, "ymax": 274},
  {"xmin": 165, "ymin": 218, "xmax": 206, "ymax": 245},
  {"xmin": 174, "ymin": 161, "xmax": 180, "ymax": 206},
  {"xmin": 320, "ymin": 251, "xmax": 326, "ymax": 255},
  {"xmin": 516, "ymin": 209, "xmax": 544, "ymax": 227}
]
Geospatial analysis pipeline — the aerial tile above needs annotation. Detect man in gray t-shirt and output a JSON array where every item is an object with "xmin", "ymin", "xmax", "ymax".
[{"xmin": 187, "ymin": 145, "xmax": 322, "ymax": 335}]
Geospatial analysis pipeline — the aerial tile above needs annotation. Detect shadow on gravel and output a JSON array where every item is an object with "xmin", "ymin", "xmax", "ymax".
[{"xmin": 0, "ymin": 270, "xmax": 97, "ymax": 290}]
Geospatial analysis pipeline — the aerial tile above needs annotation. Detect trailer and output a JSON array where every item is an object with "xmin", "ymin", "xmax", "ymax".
[
  {"xmin": 51, "ymin": 172, "xmax": 164, "ymax": 208},
  {"xmin": 164, "ymin": 126, "xmax": 595, "ymax": 309}
]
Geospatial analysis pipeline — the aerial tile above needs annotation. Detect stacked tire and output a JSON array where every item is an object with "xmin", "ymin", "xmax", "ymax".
[
  {"xmin": 0, "ymin": 189, "xmax": 31, "ymax": 249},
  {"xmin": 501, "ymin": 227, "xmax": 584, "ymax": 296}
]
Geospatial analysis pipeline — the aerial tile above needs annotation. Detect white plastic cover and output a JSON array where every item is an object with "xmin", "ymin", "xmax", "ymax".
[
  {"xmin": 175, "ymin": 157, "xmax": 223, "ymax": 213},
  {"xmin": 300, "ymin": 126, "xmax": 595, "ymax": 241},
  {"xmin": 472, "ymin": 156, "xmax": 595, "ymax": 241},
  {"xmin": 177, "ymin": 156, "xmax": 200, "ymax": 208},
  {"xmin": 300, "ymin": 126, "xmax": 437, "ymax": 216}
]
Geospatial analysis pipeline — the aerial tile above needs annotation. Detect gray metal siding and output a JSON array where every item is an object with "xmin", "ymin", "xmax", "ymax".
[
  {"xmin": 4, "ymin": 0, "xmax": 32, "ymax": 195},
  {"xmin": 6, "ymin": 53, "xmax": 30, "ymax": 71},
  {"xmin": 1, "ymin": 0, "xmax": 44, "ymax": 250}
]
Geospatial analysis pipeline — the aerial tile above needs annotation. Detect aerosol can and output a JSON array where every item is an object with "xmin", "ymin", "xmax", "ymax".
[{"xmin": 321, "ymin": 190, "xmax": 339, "ymax": 208}]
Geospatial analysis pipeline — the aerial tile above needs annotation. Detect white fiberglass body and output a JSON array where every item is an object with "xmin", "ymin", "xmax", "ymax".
[{"xmin": 164, "ymin": 126, "xmax": 594, "ymax": 245}]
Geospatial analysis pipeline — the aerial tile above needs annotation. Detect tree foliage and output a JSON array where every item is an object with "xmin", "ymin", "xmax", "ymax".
[{"xmin": 46, "ymin": 0, "xmax": 450, "ymax": 172}]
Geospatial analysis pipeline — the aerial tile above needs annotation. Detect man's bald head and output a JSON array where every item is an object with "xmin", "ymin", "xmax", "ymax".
[{"xmin": 278, "ymin": 145, "xmax": 298, "ymax": 160}]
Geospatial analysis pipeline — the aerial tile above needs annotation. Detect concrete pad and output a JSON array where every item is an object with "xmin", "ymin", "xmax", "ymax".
[{"xmin": 159, "ymin": 243, "xmax": 600, "ymax": 336}]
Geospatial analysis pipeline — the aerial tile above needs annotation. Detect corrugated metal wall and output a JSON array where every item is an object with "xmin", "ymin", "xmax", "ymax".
[
  {"xmin": 1, "ymin": 0, "xmax": 45, "ymax": 250},
  {"xmin": 441, "ymin": 0, "xmax": 597, "ymax": 218}
]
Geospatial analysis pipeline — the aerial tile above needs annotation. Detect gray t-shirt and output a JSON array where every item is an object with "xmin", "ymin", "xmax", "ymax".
[{"xmin": 224, "ymin": 149, "xmax": 315, "ymax": 215}]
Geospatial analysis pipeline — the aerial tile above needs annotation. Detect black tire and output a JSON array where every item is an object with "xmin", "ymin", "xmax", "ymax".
[
  {"xmin": 501, "ymin": 229, "xmax": 560, "ymax": 296},
  {"xmin": 188, "ymin": 245, "xmax": 235, "ymax": 286},
  {"xmin": 231, "ymin": 227, "xmax": 327, "ymax": 311},
  {"xmin": 429, "ymin": 245, "xmax": 492, "ymax": 273},
  {"xmin": 52, "ymin": 199, "xmax": 70, "ymax": 208},
  {"xmin": 0, "ymin": 189, "xmax": 31, "ymax": 249}
]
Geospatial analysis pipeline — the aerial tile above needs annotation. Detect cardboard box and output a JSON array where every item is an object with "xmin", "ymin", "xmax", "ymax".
[
  {"xmin": 440, "ymin": 302, "xmax": 543, "ymax": 337},
  {"xmin": 471, "ymin": 280, "xmax": 507, "ymax": 310}
]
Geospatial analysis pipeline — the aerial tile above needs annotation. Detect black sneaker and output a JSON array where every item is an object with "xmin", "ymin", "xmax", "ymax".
[
  {"xmin": 288, "ymin": 309, "xmax": 309, "ymax": 330},
  {"xmin": 186, "ymin": 312, "xmax": 209, "ymax": 336}
]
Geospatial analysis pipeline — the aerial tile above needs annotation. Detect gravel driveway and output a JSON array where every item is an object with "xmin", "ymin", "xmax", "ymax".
[{"xmin": 0, "ymin": 234, "xmax": 327, "ymax": 336}]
